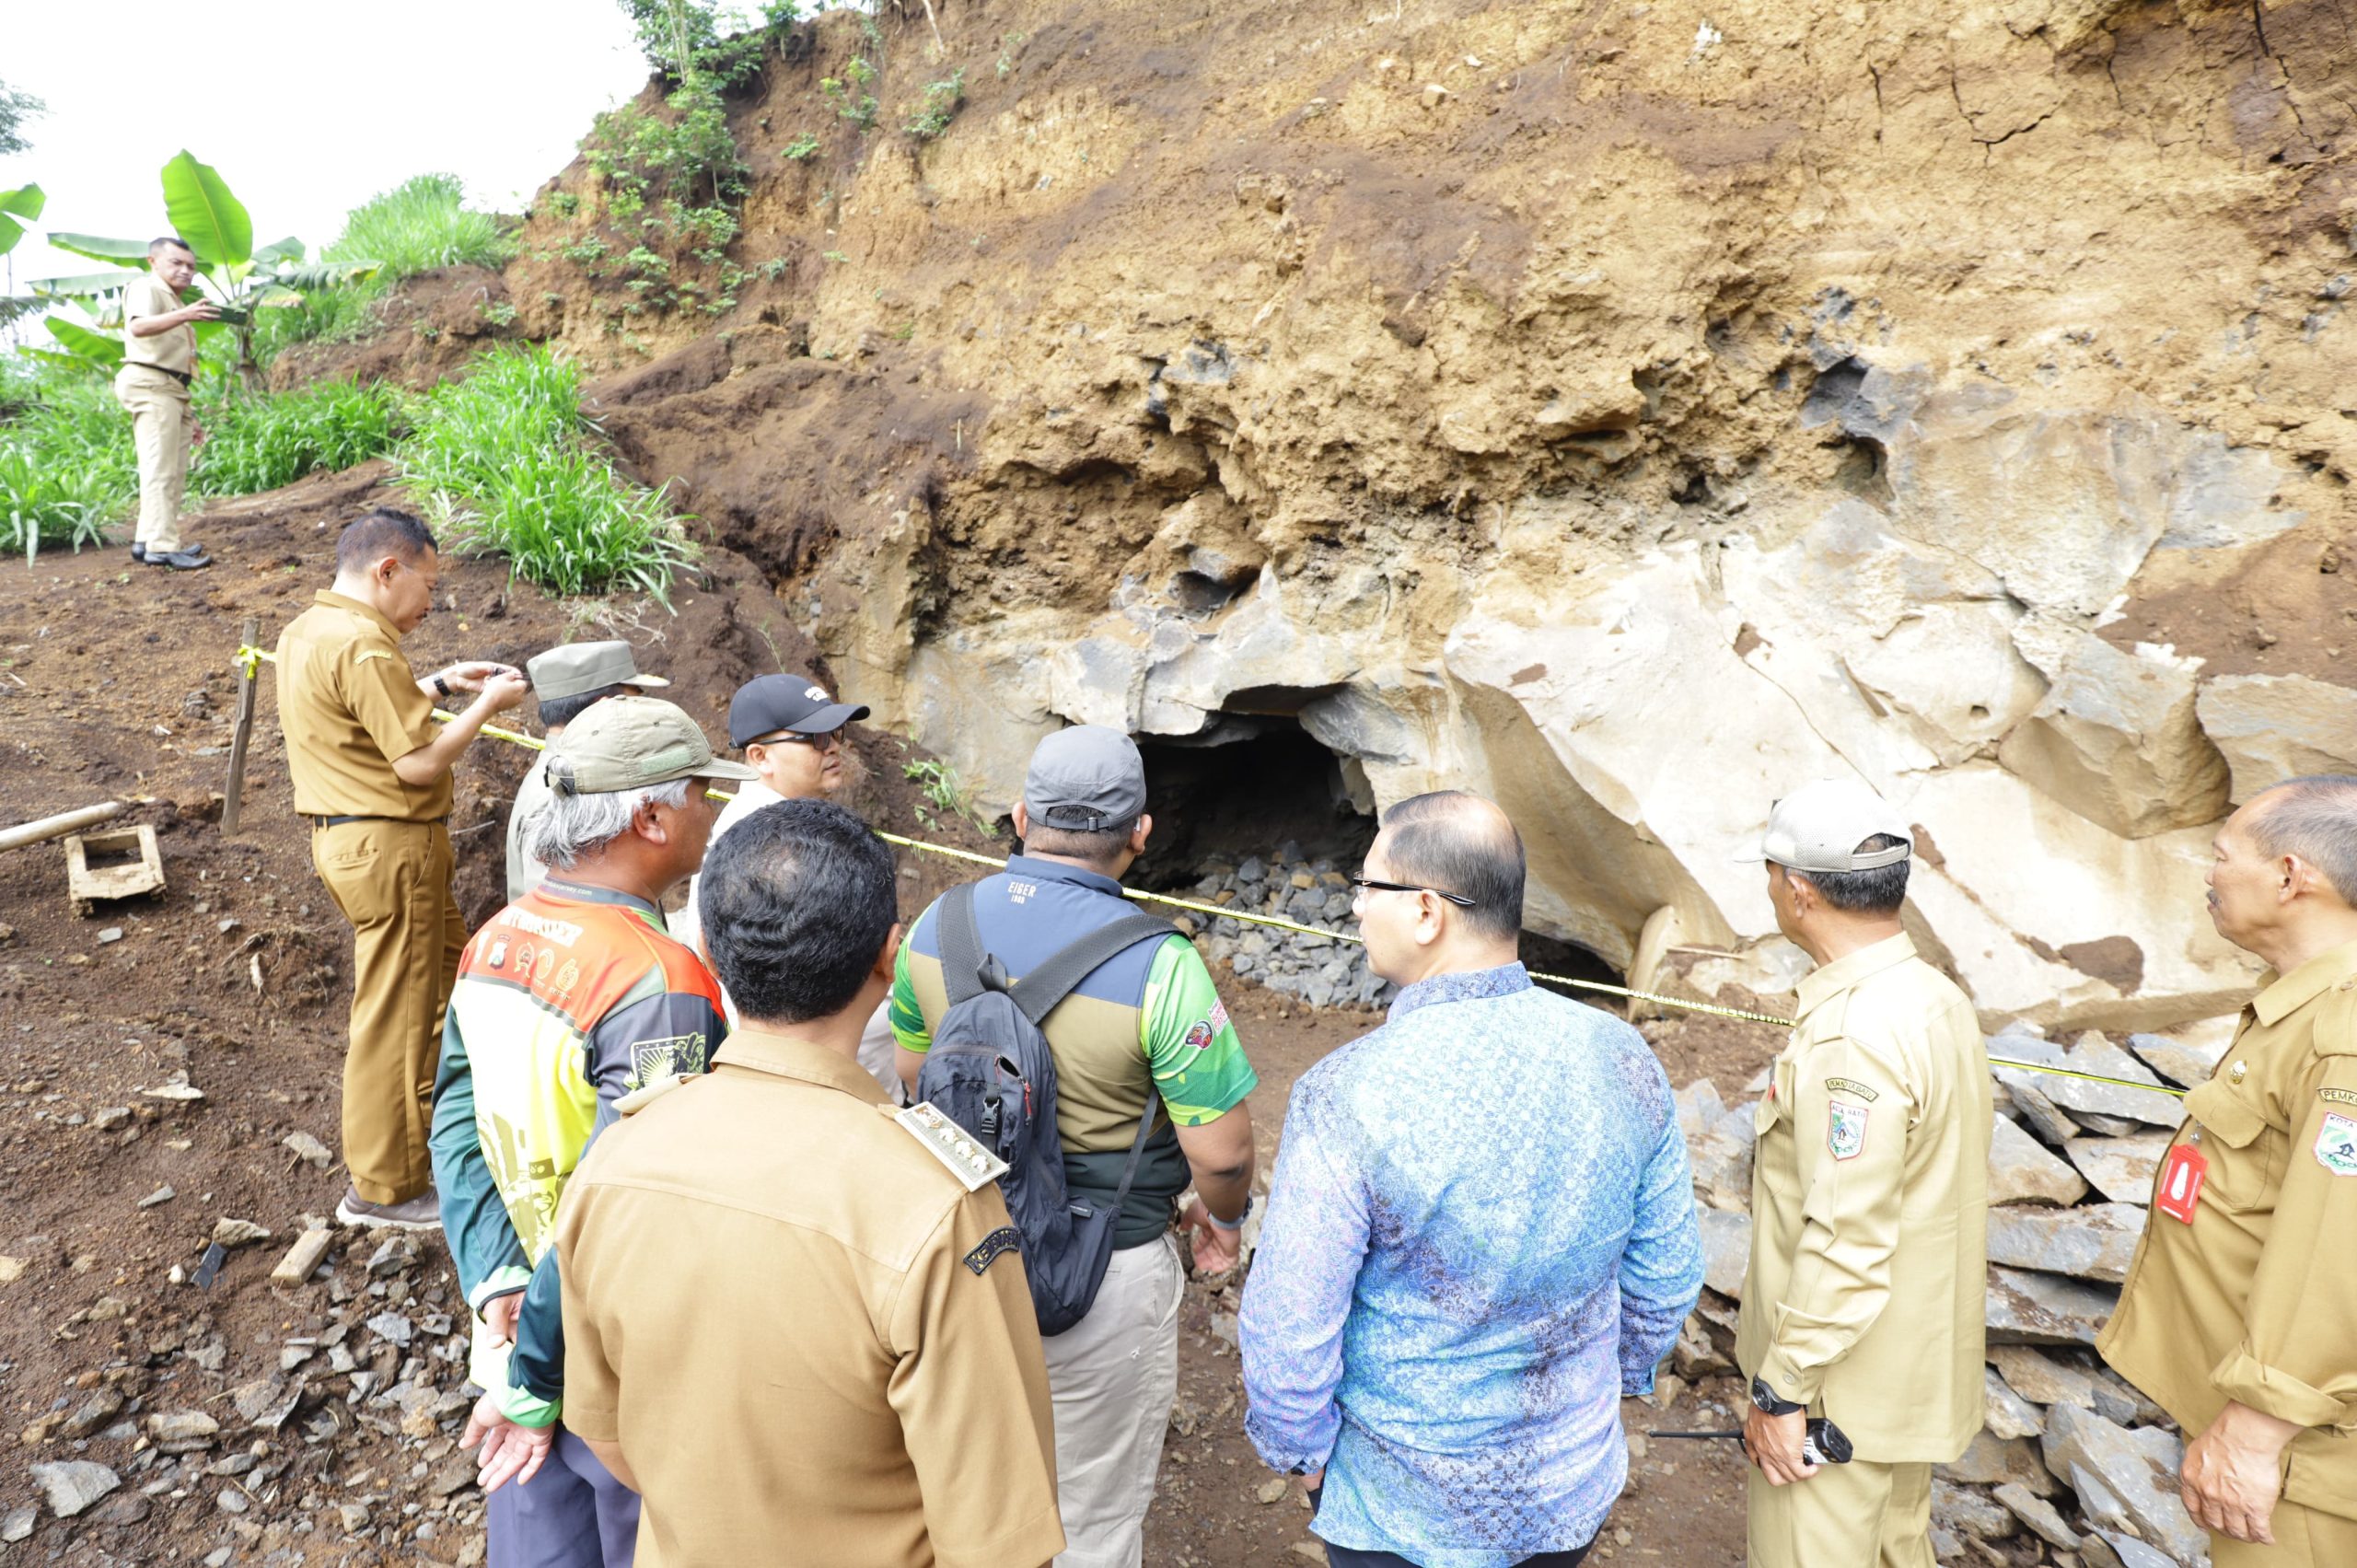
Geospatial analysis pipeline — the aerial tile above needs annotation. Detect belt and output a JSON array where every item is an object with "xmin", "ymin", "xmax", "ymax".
[
  {"xmin": 309, "ymin": 814, "xmax": 448, "ymax": 829},
  {"xmin": 124, "ymin": 363, "xmax": 193, "ymax": 388}
]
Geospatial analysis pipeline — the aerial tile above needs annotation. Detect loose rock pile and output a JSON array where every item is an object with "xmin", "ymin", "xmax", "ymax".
[
  {"xmin": 1678, "ymin": 1020, "xmax": 2225, "ymax": 1567},
  {"xmin": 1179, "ymin": 847, "xmax": 1393, "ymax": 1011},
  {"xmin": 13, "ymin": 1217, "xmax": 490, "ymax": 1563}
]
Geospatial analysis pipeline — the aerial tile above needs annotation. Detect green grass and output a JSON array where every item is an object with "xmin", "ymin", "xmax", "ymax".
[
  {"xmin": 0, "ymin": 367, "xmax": 137, "ymax": 561},
  {"xmin": 253, "ymin": 174, "xmax": 518, "ymax": 362},
  {"xmin": 194, "ymin": 379, "xmax": 404, "ymax": 497},
  {"xmin": 395, "ymin": 345, "xmax": 697, "ymax": 603}
]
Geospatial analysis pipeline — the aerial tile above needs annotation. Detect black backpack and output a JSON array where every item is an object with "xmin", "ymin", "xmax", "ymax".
[{"xmin": 914, "ymin": 881, "xmax": 1175, "ymax": 1336}]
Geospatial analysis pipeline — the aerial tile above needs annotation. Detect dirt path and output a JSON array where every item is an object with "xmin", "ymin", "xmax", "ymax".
[{"xmin": 0, "ymin": 470, "xmax": 1777, "ymax": 1563}]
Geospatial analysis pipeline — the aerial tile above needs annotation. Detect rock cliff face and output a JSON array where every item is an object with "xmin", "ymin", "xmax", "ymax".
[{"xmin": 524, "ymin": 0, "xmax": 2355, "ymax": 1027}]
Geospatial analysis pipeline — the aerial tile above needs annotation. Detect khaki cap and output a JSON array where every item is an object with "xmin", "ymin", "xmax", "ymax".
[
  {"xmin": 541, "ymin": 696, "xmax": 757, "ymax": 796},
  {"xmin": 1734, "ymin": 779, "xmax": 1914, "ymax": 875},
  {"xmin": 527, "ymin": 641, "xmax": 670, "ymax": 703}
]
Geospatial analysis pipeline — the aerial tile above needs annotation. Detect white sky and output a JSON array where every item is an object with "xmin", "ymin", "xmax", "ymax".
[{"xmin": 1, "ymin": 2, "xmax": 653, "ymax": 296}]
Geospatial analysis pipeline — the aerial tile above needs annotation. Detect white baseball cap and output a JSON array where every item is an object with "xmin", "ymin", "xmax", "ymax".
[{"xmin": 1734, "ymin": 780, "xmax": 1914, "ymax": 875}]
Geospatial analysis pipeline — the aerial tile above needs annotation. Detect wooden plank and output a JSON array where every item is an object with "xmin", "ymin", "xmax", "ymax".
[
  {"xmin": 0, "ymin": 800, "xmax": 122, "ymax": 853},
  {"xmin": 222, "ymin": 618, "xmax": 260, "ymax": 837},
  {"xmin": 268, "ymin": 1227, "xmax": 334, "ymax": 1287}
]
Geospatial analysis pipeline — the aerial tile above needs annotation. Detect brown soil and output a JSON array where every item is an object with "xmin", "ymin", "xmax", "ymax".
[
  {"xmin": 264, "ymin": 268, "xmax": 527, "ymax": 395},
  {"xmin": 2098, "ymin": 517, "xmax": 2357, "ymax": 683},
  {"xmin": 0, "ymin": 465, "xmax": 1782, "ymax": 1560}
]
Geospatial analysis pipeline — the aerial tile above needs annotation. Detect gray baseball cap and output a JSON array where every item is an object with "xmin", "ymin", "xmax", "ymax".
[
  {"xmin": 1734, "ymin": 779, "xmax": 1913, "ymax": 875},
  {"xmin": 541, "ymin": 696, "xmax": 757, "ymax": 796},
  {"xmin": 1024, "ymin": 726, "xmax": 1147, "ymax": 833},
  {"xmin": 527, "ymin": 641, "xmax": 669, "ymax": 703}
]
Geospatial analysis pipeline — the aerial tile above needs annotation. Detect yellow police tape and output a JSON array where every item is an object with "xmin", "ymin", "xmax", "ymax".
[{"xmin": 231, "ymin": 643, "xmax": 2192, "ymax": 1094}]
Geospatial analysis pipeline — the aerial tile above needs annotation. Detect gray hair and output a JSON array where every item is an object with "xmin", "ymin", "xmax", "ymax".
[
  {"xmin": 523, "ymin": 778, "xmax": 692, "ymax": 870},
  {"xmin": 1789, "ymin": 834, "xmax": 1911, "ymax": 914},
  {"xmin": 2247, "ymin": 775, "xmax": 2357, "ymax": 907}
]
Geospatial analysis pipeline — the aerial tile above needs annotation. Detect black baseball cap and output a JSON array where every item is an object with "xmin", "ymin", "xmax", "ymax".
[{"xmin": 728, "ymin": 674, "xmax": 871, "ymax": 748}]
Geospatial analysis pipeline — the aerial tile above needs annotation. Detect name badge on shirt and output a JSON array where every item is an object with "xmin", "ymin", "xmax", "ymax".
[{"xmin": 2155, "ymin": 1140, "xmax": 2206, "ymax": 1223}]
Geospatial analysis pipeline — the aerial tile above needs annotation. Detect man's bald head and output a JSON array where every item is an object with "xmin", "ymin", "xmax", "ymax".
[
  {"xmin": 1376, "ymin": 791, "xmax": 1526, "ymax": 940},
  {"xmin": 2245, "ymin": 774, "xmax": 2357, "ymax": 908}
]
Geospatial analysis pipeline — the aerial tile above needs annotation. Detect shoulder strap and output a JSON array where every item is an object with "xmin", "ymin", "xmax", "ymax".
[
  {"xmin": 1007, "ymin": 912, "xmax": 1178, "ymax": 1028},
  {"xmin": 938, "ymin": 882, "xmax": 987, "ymax": 1007}
]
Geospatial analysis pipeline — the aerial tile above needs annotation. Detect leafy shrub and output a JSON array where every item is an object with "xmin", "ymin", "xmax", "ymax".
[
  {"xmin": 904, "ymin": 70, "xmax": 966, "ymax": 141},
  {"xmin": 250, "ymin": 173, "xmax": 516, "ymax": 362},
  {"xmin": 822, "ymin": 58, "xmax": 880, "ymax": 129},
  {"xmin": 783, "ymin": 133, "xmax": 820, "ymax": 161},
  {"xmin": 396, "ymin": 346, "xmax": 697, "ymax": 603},
  {"xmin": 0, "ymin": 367, "xmax": 134, "ymax": 560},
  {"xmin": 194, "ymin": 379, "xmax": 403, "ymax": 497}
]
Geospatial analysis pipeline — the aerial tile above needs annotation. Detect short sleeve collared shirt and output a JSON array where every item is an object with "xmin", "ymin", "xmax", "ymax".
[
  {"xmin": 273, "ymin": 591, "xmax": 450, "ymax": 820},
  {"xmin": 1736, "ymin": 933, "xmax": 1991, "ymax": 1461},
  {"xmin": 122, "ymin": 273, "xmax": 194, "ymax": 376},
  {"xmin": 2098, "ymin": 939, "xmax": 2357, "ymax": 1521},
  {"xmin": 555, "ymin": 1027, "xmax": 1064, "ymax": 1568}
]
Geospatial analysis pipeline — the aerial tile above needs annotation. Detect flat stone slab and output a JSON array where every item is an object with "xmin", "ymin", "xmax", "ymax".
[
  {"xmin": 1987, "ymin": 1345, "xmax": 2097, "ymax": 1411},
  {"xmin": 1987, "ymin": 1202, "xmax": 2148, "ymax": 1284},
  {"xmin": 2040, "ymin": 1403, "xmax": 2205, "ymax": 1566},
  {"xmin": 2065, "ymin": 1134, "xmax": 2171, "ymax": 1204},
  {"xmin": 1695, "ymin": 1204, "xmax": 1750, "ymax": 1299},
  {"xmin": 1986, "ymin": 1265, "xmax": 2119, "ymax": 1346},
  {"xmin": 1989, "ymin": 1032, "xmax": 2184, "ymax": 1129},
  {"xmin": 1990, "ymin": 1115, "xmax": 2088, "ymax": 1207},
  {"xmin": 30, "ymin": 1460, "xmax": 120, "ymax": 1518}
]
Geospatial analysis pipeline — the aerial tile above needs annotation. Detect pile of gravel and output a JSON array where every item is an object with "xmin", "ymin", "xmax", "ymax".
[{"xmin": 1178, "ymin": 846, "xmax": 1392, "ymax": 1010}]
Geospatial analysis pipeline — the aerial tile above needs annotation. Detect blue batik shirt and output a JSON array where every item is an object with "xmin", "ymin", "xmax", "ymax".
[{"xmin": 1238, "ymin": 963, "xmax": 1703, "ymax": 1568}]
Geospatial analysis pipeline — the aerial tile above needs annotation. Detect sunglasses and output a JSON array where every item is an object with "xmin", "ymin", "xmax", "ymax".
[
  {"xmin": 754, "ymin": 729, "xmax": 843, "ymax": 749},
  {"xmin": 1349, "ymin": 875, "xmax": 1478, "ymax": 908}
]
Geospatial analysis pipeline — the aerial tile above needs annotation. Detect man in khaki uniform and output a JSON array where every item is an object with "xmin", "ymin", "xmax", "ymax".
[
  {"xmin": 1733, "ymin": 780, "xmax": 1991, "ymax": 1568},
  {"xmin": 2099, "ymin": 775, "xmax": 2357, "ymax": 1567},
  {"xmin": 546, "ymin": 800, "xmax": 1065, "ymax": 1567},
  {"xmin": 117, "ymin": 237, "xmax": 216, "ymax": 571},
  {"xmin": 504, "ymin": 641, "xmax": 668, "ymax": 902},
  {"xmin": 275, "ymin": 507, "xmax": 527, "ymax": 1228}
]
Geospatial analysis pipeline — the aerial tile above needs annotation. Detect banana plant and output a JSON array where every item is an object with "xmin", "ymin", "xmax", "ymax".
[
  {"xmin": 0, "ymin": 183, "xmax": 44, "ymax": 331},
  {"xmin": 29, "ymin": 153, "xmax": 378, "ymax": 384}
]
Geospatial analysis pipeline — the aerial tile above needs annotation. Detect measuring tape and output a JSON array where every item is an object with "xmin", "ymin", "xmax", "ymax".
[{"xmin": 229, "ymin": 643, "xmax": 2204, "ymax": 1086}]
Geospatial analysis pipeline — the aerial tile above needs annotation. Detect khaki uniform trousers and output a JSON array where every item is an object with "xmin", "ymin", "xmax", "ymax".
[
  {"xmin": 113, "ymin": 366, "xmax": 192, "ymax": 553},
  {"xmin": 1045, "ymin": 1233, "xmax": 1184, "ymax": 1568},
  {"xmin": 1747, "ymin": 1458, "xmax": 1933, "ymax": 1568},
  {"xmin": 313, "ymin": 819, "xmax": 463, "ymax": 1203},
  {"xmin": 2211, "ymin": 1500, "xmax": 2357, "ymax": 1568}
]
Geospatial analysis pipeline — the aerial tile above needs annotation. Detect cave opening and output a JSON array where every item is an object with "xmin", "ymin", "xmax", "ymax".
[{"xmin": 1126, "ymin": 715, "xmax": 1624, "ymax": 999}]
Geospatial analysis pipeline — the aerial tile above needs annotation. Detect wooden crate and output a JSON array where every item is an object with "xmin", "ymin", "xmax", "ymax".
[{"xmin": 65, "ymin": 825, "xmax": 165, "ymax": 913}]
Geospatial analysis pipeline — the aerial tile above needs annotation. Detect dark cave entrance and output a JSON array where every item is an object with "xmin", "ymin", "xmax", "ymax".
[{"xmin": 1127, "ymin": 715, "xmax": 1624, "ymax": 1000}]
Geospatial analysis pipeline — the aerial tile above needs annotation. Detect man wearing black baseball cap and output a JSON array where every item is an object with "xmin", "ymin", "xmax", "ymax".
[{"xmin": 675, "ymin": 674, "xmax": 899, "ymax": 1088}]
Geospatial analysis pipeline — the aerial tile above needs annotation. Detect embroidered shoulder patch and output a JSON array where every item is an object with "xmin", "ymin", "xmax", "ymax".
[
  {"xmin": 1827, "ymin": 1100, "xmax": 1870, "ymax": 1161},
  {"xmin": 2319, "ymin": 1086, "xmax": 2357, "ymax": 1108},
  {"xmin": 1182, "ymin": 1000, "xmax": 1230, "ymax": 1054},
  {"xmin": 963, "ymin": 1225, "xmax": 1022, "ymax": 1276},
  {"xmin": 2316, "ymin": 1111, "xmax": 2357, "ymax": 1177},
  {"xmin": 1825, "ymin": 1077, "xmax": 1880, "ymax": 1103}
]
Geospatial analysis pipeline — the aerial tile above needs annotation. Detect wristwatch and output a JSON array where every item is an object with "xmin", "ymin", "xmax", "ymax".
[
  {"xmin": 433, "ymin": 673, "xmax": 452, "ymax": 698},
  {"xmin": 1750, "ymin": 1376, "xmax": 1803, "ymax": 1417},
  {"xmin": 1206, "ymin": 1194, "xmax": 1254, "ymax": 1232}
]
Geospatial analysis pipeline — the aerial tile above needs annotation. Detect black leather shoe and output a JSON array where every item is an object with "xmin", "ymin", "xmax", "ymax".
[
  {"xmin": 143, "ymin": 548, "xmax": 215, "ymax": 572},
  {"xmin": 131, "ymin": 544, "xmax": 146, "ymax": 562}
]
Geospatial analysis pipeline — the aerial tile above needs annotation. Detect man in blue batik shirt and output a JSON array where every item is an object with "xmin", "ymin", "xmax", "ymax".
[{"xmin": 1240, "ymin": 792, "xmax": 1704, "ymax": 1568}]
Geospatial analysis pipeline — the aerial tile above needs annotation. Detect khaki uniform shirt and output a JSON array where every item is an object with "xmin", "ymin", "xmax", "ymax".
[
  {"xmin": 504, "ymin": 753, "xmax": 554, "ymax": 903},
  {"xmin": 273, "ymin": 591, "xmax": 451, "ymax": 820},
  {"xmin": 555, "ymin": 1027, "xmax": 1064, "ymax": 1568},
  {"xmin": 122, "ymin": 273, "xmax": 195, "ymax": 377},
  {"xmin": 1737, "ymin": 933, "xmax": 1991, "ymax": 1460},
  {"xmin": 2097, "ymin": 939, "xmax": 2357, "ymax": 1520}
]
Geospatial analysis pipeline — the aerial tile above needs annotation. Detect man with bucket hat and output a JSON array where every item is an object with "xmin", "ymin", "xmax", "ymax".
[
  {"xmin": 505, "ymin": 641, "xmax": 669, "ymax": 902},
  {"xmin": 1731, "ymin": 780, "xmax": 1990, "ymax": 1568},
  {"xmin": 432, "ymin": 697, "xmax": 755, "ymax": 1567}
]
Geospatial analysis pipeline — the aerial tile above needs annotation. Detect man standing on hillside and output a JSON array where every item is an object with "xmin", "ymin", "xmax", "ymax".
[
  {"xmin": 1240, "ymin": 791, "xmax": 1702, "ymax": 1567},
  {"xmin": 275, "ymin": 507, "xmax": 528, "ymax": 1229},
  {"xmin": 505, "ymin": 641, "xmax": 669, "ymax": 902},
  {"xmin": 116, "ymin": 237, "xmax": 215, "ymax": 571},
  {"xmin": 437, "ymin": 696, "xmax": 751, "ymax": 1566},
  {"xmin": 891, "ymin": 726, "xmax": 1259, "ymax": 1568},
  {"xmin": 1733, "ymin": 781, "xmax": 1991, "ymax": 1568},
  {"xmin": 2099, "ymin": 775, "xmax": 2357, "ymax": 1567}
]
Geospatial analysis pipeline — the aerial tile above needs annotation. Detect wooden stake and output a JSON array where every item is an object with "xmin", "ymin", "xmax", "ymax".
[
  {"xmin": 269, "ymin": 1227, "xmax": 334, "ymax": 1287},
  {"xmin": 223, "ymin": 618, "xmax": 260, "ymax": 837}
]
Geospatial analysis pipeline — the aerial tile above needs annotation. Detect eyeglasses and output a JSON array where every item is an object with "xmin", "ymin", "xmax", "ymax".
[
  {"xmin": 754, "ymin": 730, "xmax": 842, "ymax": 750},
  {"xmin": 1349, "ymin": 875, "xmax": 1478, "ymax": 908}
]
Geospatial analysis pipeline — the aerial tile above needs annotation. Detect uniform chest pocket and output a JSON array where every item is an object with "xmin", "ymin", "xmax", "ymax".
[
  {"xmin": 1755, "ymin": 1056, "xmax": 1794, "ymax": 1137},
  {"xmin": 2180, "ymin": 1080, "xmax": 2278, "ymax": 1213}
]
